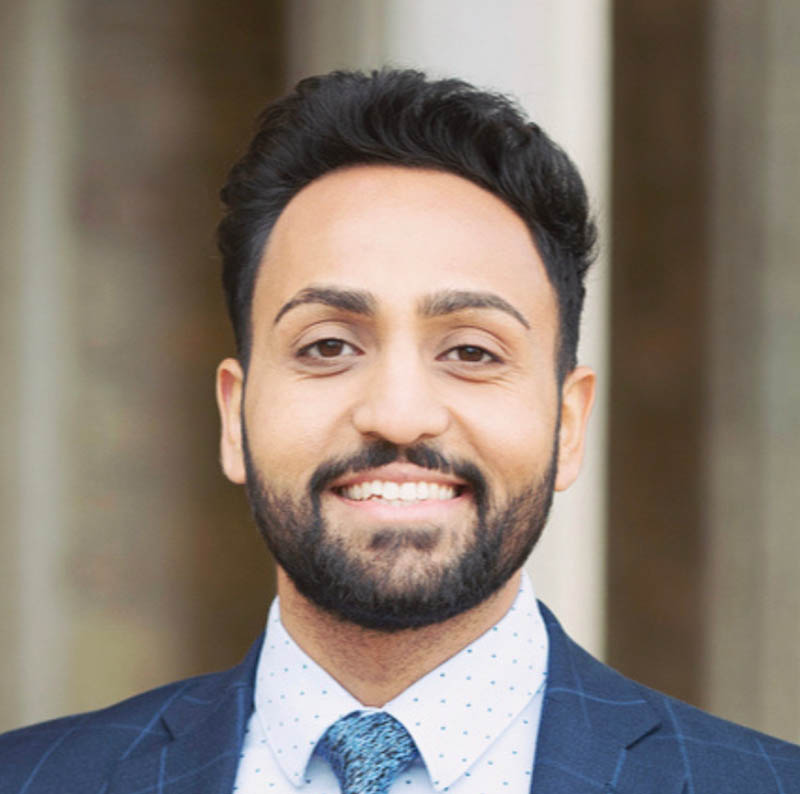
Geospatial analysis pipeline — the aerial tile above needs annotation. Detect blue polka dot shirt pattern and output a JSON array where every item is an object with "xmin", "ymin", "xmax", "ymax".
[{"xmin": 232, "ymin": 572, "xmax": 548, "ymax": 792}]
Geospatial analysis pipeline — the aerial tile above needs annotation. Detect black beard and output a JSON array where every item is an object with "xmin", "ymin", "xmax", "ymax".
[{"xmin": 242, "ymin": 433, "xmax": 558, "ymax": 632}]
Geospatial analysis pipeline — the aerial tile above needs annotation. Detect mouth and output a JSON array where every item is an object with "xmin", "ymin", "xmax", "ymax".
[
  {"xmin": 333, "ymin": 479, "xmax": 466, "ymax": 505},
  {"xmin": 326, "ymin": 464, "xmax": 470, "ymax": 511}
]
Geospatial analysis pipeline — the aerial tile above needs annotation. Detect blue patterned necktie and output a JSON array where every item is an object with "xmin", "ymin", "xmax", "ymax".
[{"xmin": 316, "ymin": 710, "xmax": 420, "ymax": 794}]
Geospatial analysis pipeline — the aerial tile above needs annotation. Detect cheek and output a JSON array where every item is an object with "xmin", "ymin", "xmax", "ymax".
[
  {"xmin": 452, "ymin": 386, "xmax": 558, "ymax": 484},
  {"xmin": 244, "ymin": 373, "xmax": 353, "ymax": 476}
]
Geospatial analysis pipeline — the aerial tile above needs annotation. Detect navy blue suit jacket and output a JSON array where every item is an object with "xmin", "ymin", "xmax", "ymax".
[{"xmin": 2, "ymin": 603, "xmax": 799, "ymax": 793}]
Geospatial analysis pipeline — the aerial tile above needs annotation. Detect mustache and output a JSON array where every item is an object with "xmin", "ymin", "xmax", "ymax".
[{"xmin": 309, "ymin": 440, "xmax": 488, "ymax": 514}]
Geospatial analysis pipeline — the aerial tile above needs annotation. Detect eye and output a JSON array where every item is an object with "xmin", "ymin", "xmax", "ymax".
[
  {"xmin": 298, "ymin": 338, "xmax": 360, "ymax": 359},
  {"xmin": 439, "ymin": 345, "xmax": 500, "ymax": 364}
]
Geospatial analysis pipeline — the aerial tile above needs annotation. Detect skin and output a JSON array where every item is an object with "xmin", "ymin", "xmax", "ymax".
[{"xmin": 216, "ymin": 165, "xmax": 595, "ymax": 706}]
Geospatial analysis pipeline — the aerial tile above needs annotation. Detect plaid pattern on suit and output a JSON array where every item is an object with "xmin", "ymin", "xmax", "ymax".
[{"xmin": 2, "ymin": 603, "xmax": 798, "ymax": 793}]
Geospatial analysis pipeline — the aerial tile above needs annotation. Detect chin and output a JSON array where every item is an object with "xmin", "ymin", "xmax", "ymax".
[{"xmin": 242, "ymin": 433, "xmax": 558, "ymax": 631}]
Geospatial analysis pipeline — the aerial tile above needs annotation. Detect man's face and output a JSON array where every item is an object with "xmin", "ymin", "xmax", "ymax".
[{"xmin": 217, "ymin": 166, "xmax": 594, "ymax": 630}]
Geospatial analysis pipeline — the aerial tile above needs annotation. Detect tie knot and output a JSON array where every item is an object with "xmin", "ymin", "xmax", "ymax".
[{"xmin": 317, "ymin": 711, "xmax": 420, "ymax": 794}]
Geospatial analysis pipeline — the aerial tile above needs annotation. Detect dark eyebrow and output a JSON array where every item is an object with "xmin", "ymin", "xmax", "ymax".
[
  {"xmin": 418, "ymin": 289, "xmax": 530, "ymax": 330},
  {"xmin": 273, "ymin": 286, "xmax": 377, "ymax": 325}
]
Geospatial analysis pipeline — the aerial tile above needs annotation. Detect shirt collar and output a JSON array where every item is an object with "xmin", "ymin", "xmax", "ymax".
[
  {"xmin": 252, "ymin": 572, "xmax": 548, "ymax": 790},
  {"xmin": 252, "ymin": 603, "xmax": 363, "ymax": 787}
]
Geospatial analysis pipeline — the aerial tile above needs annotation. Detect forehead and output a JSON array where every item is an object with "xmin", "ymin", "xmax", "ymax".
[{"xmin": 254, "ymin": 165, "xmax": 556, "ymax": 325}]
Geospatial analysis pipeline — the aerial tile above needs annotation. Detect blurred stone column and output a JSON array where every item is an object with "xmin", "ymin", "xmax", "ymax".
[
  {"xmin": 705, "ymin": 0, "xmax": 800, "ymax": 742},
  {"xmin": 612, "ymin": 0, "xmax": 800, "ymax": 742},
  {"xmin": 0, "ymin": 0, "xmax": 75, "ymax": 730},
  {"xmin": 1, "ymin": 0, "xmax": 285, "ymax": 731},
  {"xmin": 609, "ymin": 0, "xmax": 711, "ymax": 710},
  {"xmin": 287, "ymin": 0, "xmax": 611, "ymax": 660}
]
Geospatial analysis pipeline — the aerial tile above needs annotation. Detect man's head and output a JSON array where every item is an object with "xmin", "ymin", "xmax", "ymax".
[
  {"xmin": 215, "ymin": 70, "xmax": 596, "ymax": 632},
  {"xmin": 217, "ymin": 68, "xmax": 596, "ymax": 382}
]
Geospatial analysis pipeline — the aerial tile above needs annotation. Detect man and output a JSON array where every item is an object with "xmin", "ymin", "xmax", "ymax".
[{"xmin": 1, "ymin": 69, "xmax": 798, "ymax": 793}]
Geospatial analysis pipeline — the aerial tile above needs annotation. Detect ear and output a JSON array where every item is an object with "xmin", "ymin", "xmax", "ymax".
[
  {"xmin": 554, "ymin": 365, "xmax": 596, "ymax": 492},
  {"xmin": 215, "ymin": 357, "xmax": 246, "ymax": 484}
]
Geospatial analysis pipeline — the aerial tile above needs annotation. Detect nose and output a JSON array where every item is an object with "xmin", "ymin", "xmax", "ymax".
[{"xmin": 351, "ymin": 349, "xmax": 450, "ymax": 446}]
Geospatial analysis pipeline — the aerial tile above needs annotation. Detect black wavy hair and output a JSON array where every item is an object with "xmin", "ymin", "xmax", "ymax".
[{"xmin": 218, "ymin": 68, "xmax": 596, "ymax": 380}]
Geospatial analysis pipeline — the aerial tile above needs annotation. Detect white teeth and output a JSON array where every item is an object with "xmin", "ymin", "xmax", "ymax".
[
  {"xmin": 382, "ymin": 482, "xmax": 400, "ymax": 500},
  {"xmin": 430, "ymin": 484, "xmax": 455, "ymax": 500},
  {"xmin": 339, "ymin": 480, "xmax": 459, "ymax": 502},
  {"xmin": 399, "ymin": 482, "xmax": 417, "ymax": 501}
]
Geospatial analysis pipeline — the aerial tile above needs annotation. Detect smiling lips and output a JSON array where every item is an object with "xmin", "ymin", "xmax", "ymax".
[
  {"xmin": 336, "ymin": 480, "xmax": 460, "ymax": 503},
  {"xmin": 330, "ymin": 464, "xmax": 466, "ymax": 506}
]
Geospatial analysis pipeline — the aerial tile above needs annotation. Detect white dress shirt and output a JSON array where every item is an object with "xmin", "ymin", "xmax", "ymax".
[{"xmin": 232, "ymin": 572, "xmax": 548, "ymax": 793}]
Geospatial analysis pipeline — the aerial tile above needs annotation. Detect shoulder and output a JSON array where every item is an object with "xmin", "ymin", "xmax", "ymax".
[
  {"xmin": 635, "ymin": 673, "xmax": 800, "ymax": 790},
  {"xmin": 0, "ymin": 660, "xmax": 253, "ymax": 794},
  {"xmin": 538, "ymin": 601, "xmax": 800, "ymax": 792}
]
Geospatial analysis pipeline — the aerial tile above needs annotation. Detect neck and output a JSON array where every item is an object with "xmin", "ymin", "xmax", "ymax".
[{"xmin": 275, "ymin": 568, "xmax": 522, "ymax": 707}]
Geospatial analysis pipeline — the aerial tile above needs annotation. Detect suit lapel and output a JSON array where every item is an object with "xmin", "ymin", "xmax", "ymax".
[
  {"xmin": 532, "ymin": 603, "xmax": 685, "ymax": 794},
  {"xmin": 107, "ymin": 635, "xmax": 262, "ymax": 794},
  {"xmin": 104, "ymin": 605, "xmax": 688, "ymax": 793}
]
